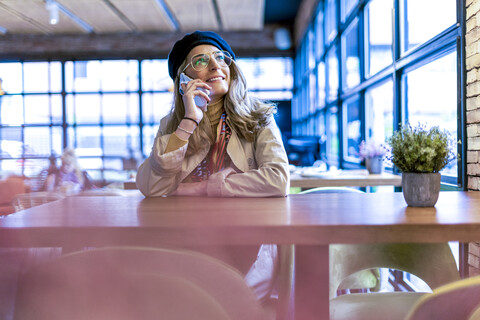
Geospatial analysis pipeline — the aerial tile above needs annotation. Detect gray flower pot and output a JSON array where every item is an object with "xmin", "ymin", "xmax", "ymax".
[
  {"xmin": 402, "ymin": 172, "xmax": 441, "ymax": 207},
  {"xmin": 366, "ymin": 157, "xmax": 383, "ymax": 174}
]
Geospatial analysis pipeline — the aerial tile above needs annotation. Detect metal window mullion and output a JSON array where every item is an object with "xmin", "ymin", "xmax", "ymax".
[
  {"xmin": 61, "ymin": 61, "xmax": 67, "ymax": 150},
  {"xmin": 138, "ymin": 60, "xmax": 144, "ymax": 159}
]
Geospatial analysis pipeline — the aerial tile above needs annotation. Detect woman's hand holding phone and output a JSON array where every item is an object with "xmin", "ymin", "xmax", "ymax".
[{"xmin": 179, "ymin": 73, "xmax": 211, "ymax": 122}]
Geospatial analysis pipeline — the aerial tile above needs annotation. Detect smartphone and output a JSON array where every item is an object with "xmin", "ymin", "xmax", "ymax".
[{"xmin": 179, "ymin": 73, "xmax": 207, "ymax": 108}]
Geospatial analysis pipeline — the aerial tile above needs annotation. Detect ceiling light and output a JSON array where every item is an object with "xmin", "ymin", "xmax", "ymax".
[
  {"xmin": 46, "ymin": 0, "xmax": 59, "ymax": 25},
  {"xmin": 274, "ymin": 27, "xmax": 291, "ymax": 50}
]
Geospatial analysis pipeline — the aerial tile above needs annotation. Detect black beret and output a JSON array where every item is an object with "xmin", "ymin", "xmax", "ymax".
[{"xmin": 168, "ymin": 30, "xmax": 236, "ymax": 80}]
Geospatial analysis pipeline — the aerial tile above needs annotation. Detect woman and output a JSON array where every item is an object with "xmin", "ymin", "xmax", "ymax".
[
  {"xmin": 136, "ymin": 31, "xmax": 290, "ymax": 302},
  {"xmin": 136, "ymin": 30, "xmax": 289, "ymax": 198}
]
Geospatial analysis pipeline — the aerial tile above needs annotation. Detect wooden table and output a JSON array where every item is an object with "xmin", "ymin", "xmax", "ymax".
[
  {"xmin": 2, "ymin": 191, "xmax": 480, "ymax": 320},
  {"xmin": 290, "ymin": 169, "xmax": 402, "ymax": 188}
]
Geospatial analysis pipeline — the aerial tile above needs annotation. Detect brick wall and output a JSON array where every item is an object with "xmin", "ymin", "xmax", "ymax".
[{"xmin": 466, "ymin": 0, "xmax": 480, "ymax": 276}]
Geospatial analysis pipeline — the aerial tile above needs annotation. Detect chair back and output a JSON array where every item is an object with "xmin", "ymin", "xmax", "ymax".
[
  {"xmin": 14, "ymin": 246, "xmax": 268, "ymax": 320},
  {"xmin": 298, "ymin": 187, "xmax": 381, "ymax": 297},
  {"xmin": 330, "ymin": 243, "xmax": 460, "ymax": 299},
  {"xmin": 405, "ymin": 275, "xmax": 480, "ymax": 320},
  {"xmin": 12, "ymin": 192, "xmax": 65, "ymax": 212},
  {"xmin": 299, "ymin": 187, "xmax": 364, "ymax": 194},
  {"xmin": 297, "ymin": 188, "xmax": 460, "ymax": 300},
  {"xmin": 0, "ymin": 176, "xmax": 27, "ymax": 215}
]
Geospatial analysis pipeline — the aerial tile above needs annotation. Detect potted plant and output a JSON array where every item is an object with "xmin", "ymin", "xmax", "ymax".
[
  {"xmin": 358, "ymin": 140, "xmax": 387, "ymax": 174},
  {"xmin": 386, "ymin": 123, "xmax": 457, "ymax": 207}
]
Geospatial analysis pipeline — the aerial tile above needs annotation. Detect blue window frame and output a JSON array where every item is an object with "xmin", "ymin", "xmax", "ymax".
[
  {"xmin": 0, "ymin": 57, "xmax": 293, "ymax": 184},
  {"xmin": 292, "ymin": 0, "xmax": 464, "ymax": 187}
]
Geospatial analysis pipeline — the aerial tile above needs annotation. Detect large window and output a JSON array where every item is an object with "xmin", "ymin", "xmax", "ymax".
[
  {"xmin": 0, "ymin": 57, "xmax": 293, "ymax": 184},
  {"xmin": 292, "ymin": 0, "xmax": 464, "ymax": 187},
  {"xmin": 365, "ymin": 0, "xmax": 393, "ymax": 77}
]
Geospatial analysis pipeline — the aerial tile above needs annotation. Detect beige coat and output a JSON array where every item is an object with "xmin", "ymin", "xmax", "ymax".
[{"xmin": 136, "ymin": 115, "xmax": 290, "ymax": 197}]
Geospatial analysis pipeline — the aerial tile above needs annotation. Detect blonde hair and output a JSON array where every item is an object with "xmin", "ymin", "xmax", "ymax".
[
  {"xmin": 166, "ymin": 60, "xmax": 277, "ymax": 155},
  {"xmin": 61, "ymin": 148, "xmax": 85, "ymax": 186}
]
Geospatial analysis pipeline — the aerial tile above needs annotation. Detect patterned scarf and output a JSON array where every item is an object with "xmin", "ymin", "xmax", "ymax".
[{"xmin": 190, "ymin": 111, "xmax": 232, "ymax": 182}]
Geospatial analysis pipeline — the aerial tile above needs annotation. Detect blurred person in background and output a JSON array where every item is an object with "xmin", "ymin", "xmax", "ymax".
[
  {"xmin": 34, "ymin": 154, "xmax": 60, "ymax": 192},
  {"xmin": 44, "ymin": 148, "xmax": 93, "ymax": 194}
]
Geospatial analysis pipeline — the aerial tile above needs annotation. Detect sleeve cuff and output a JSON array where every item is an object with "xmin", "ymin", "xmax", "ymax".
[{"xmin": 165, "ymin": 132, "xmax": 188, "ymax": 153}]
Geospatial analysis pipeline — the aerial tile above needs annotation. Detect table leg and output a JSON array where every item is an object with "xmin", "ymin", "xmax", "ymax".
[{"xmin": 294, "ymin": 245, "xmax": 329, "ymax": 320}]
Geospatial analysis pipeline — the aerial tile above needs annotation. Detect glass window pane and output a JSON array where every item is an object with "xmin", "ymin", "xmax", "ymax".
[
  {"xmin": 24, "ymin": 95, "xmax": 52, "ymax": 124},
  {"xmin": 28, "ymin": 158, "xmax": 50, "ymax": 180},
  {"xmin": 102, "ymin": 93, "xmax": 139, "ymax": 124},
  {"xmin": 315, "ymin": 10, "xmax": 324, "ymax": 59},
  {"xmin": 25, "ymin": 127, "xmax": 52, "ymax": 157},
  {"xmin": 142, "ymin": 125, "xmax": 157, "ymax": 156},
  {"xmin": 325, "ymin": 0, "xmax": 337, "ymax": 43},
  {"xmin": 341, "ymin": 0, "xmax": 358, "ymax": 21},
  {"xmin": 249, "ymin": 91, "xmax": 292, "ymax": 100},
  {"xmin": 365, "ymin": 79, "xmax": 394, "ymax": 144},
  {"xmin": 86, "ymin": 167, "xmax": 103, "ymax": 181},
  {"xmin": 301, "ymin": 84, "xmax": 308, "ymax": 118},
  {"xmin": 316, "ymin": 112, "xmax": 326, "ymax": 140},
  {"xmin": 0, "ymin": 62, "xmax": 23, "ymax": 93},
  {"xmin": 104, "ymin": 159, "xmax": 124, "ymax": 171},
  {"xmin": 236, "ymin": 58, "xmax": 293, "ymax": 90},
  {"xmin": 342, "ymin": 18, "xmax": 360, "ymax": 89},
  {"xmin": 309, "ymin": 72, "xmax": 316, "ymax": 112},
  {"xmin": 316, "ymin": 61, "xmax": 326, "ymax": 108},
  {"xmin": 0, "ymin": 127, "xmax": 22, "ymax": 158},
  {"xmin": 326, "ymin": 106, "xmax": 339, "ymax": 162},
  {"xmin": 141, "ymin": 59, "xmax": 171, "ymax": 91},
  {"xmin": 294, "ymin": 53, "xmax": 302, "ymax": 88},
  {"xmin": 24, "ymin": 62, "xmax": 51, "ymax": 93},
  {"xmin": 0, "ymin": 95, "xmax": 24, "ymax": 125},
  {"xmin": 0, "ymin": 159, "xmax": 22, "ymax": 176},
  {"xmin": 100, "ymin": 60, "xmax": 139, "ymax": 92},
  {"xmin": 142, "ymin": 92, "xmax": 173, "ymax": 124},
  {"xmin": 308, "ymin": 117, "xmax": 315, "ymax": 136},
  {"xmin": 403, "ymin": 51, "xmax": 457, "ymax": 176},
  {"xmin": 65, "ymin": 61, "xmax": 101, "ymax": 92},
  {"xmin": 103, "ymin": 125, "xmax": 140, "ymax": 157},
  {"xmin": 66, "ymin": 94, "xmax": 101, "ymax": 124},
  {"xmin": 327, "ymin": 45, "xmax": 339, "ymax": 102},
  {"xmin": 307, "ymin": 30, "xmax": 315, "ymax": 71},
  {"xmin": 401, "ymin": 0, "xmax": 456, "ymax": 53},
  {"xmin": 50, "ymin": 62, "xmax": 62, "ymax": 93},
  {"xmin": 68, "ymin": 126, "xmax": 102, "ymax": 156},
  {"xmin": 19, "ymin": 61, "xmax": 62, "ymax": 93},
  {"xmin": 51, "ymin": 126, "xmax": 63, "ymax": 156},
  {"xmin": 51, "ymin": 94, "xmax": 63, "ymax": 124},
  {"xmin": 343, "ymin": 96, "xmax": 361, "ymax": 160},
  {"xmin": 78, "ymin": 157, "xmax": 103, "ymax": 171},
  {"xmin": 366, "ymin": 0, "xmax": 393, "ymax": 77}
]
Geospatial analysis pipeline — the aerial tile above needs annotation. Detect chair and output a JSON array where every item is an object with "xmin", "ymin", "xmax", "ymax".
[
  {"xmin": 297, "ymin": 187, "xmax": 461, "ymax": 320},
  {"xmin": 12, "ymin": 192, "xmax": 65, "ymax": 212},
  {"xmin": 14, "ymin": 246, "xmax": 269, "ymax": 320},
  {"xmin": 299, "ymin": 186, "xmax": 364, "ymax": 194},
  {"xmin": 286, "ymin": 136, "xmax": 320, "ymax": 166},
  {"xmin": 0, "ymin": 176, "xmax": 27, "ymax": 215},
  {"xmin": 330, "ymin": 243, "xmax": 460, "ymax": 320},
  {"xmin": 299, "ymin": 187, "xmax": 381, "ymax": 294},
  {"xmin": 405, "ymin": 275, "xmax": 480, "ymax": 320}
]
